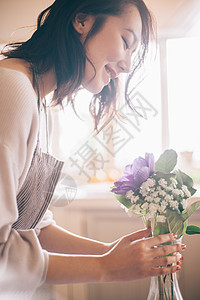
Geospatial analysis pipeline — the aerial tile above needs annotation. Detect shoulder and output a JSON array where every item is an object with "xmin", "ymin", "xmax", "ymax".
[
  {"xmin": 0, "ymin": 66, "xmax": 38, "ymax": 113},
  {"xmin": 0, "ymin": 67, "xmax": 39, "ymax": 151}
]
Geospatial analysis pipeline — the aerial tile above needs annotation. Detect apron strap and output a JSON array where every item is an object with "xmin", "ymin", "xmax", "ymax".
[
  {"xmin": 31, "ymin": 64, "xmax": 41, "ymax": 113},
  {"xmin": 31, "ymin": 64, "xmax": 49, "ymax": 153}
]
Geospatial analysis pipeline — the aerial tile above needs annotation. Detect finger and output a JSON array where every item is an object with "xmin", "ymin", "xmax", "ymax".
[
  {"xmin": 147, "ymin": 233, "xmax": 177, "ymax": 248},
  {"xmin": 127, "ymin": 228, "xmax": 152, "ymax": 242},
  {"xmin": 150, "ymin": 264, "xmax": 181, "ymax": 277},
  {"xmin": 152, "ymin": 243, "xmax": 186, "ymax": 258},
  {"xmin": 152, "ymin": 254, "xmax": 181, "ymax": 268}
]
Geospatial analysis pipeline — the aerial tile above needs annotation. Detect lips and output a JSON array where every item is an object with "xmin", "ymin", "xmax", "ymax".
[{"xmin": 105, "ymin": 65, "xmax": 117, "ymax": 80}]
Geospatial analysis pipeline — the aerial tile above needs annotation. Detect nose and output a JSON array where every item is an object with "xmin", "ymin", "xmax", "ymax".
[{"xmin": 117, "ymin": 52, "xmax": 131, "ymax": 74}]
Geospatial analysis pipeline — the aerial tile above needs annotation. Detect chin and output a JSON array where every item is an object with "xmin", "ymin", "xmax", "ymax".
[{"xmin": 83, "ymin": 82, "xmax": 106, "ymax": 95}]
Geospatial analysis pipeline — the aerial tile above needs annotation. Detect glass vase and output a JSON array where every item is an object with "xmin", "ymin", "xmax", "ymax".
[
  {"xmin": 147, "ymin": 235, "xmax": 183, "ymax": 300},
  {"xmin": 147, "ymin": 272, "xmax": 183, "ymax": 300}
]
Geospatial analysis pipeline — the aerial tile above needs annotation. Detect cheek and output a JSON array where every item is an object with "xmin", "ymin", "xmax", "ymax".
[
  {"xmin": 86, "ymin": 33, "xmax": 123, "ymax": 64},
  {"xmin": 104, "ymin": 39, "xmax": 124, "ymax": 62},
  {"xmin": 106, "ymin": 49, "xmax": 123, "ymax": 62},
  {"xmin": 83, "ymin": 60, "xmax": 95, "ymax": 81}
]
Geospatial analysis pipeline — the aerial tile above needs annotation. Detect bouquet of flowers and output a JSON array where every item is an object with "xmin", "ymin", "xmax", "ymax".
[
  {"xmin": 111, "ymin": 149, "xmax": 200, "ymax": 237},
  {"xmin": 111, "ymin": 149, "xmax": 200, "ymax": 300}
]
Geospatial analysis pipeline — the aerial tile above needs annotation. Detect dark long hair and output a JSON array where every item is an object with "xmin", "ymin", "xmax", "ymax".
[{"xmin": 1, "ymin": 0, "xmax": 155, "ymax": 131}]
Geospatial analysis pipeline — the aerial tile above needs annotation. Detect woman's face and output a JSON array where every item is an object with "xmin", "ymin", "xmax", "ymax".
[{"xmin": 81, "ymin": 4, "xmax": 142, "ymax": 94}]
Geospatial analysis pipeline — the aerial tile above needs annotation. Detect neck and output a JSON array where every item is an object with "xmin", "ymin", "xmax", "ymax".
[{"xmin": 37, "ymin": 68, "xmax": 57, "ymax": 99}]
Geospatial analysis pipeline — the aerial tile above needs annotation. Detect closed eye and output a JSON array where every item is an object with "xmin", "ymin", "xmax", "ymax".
[{"xmin": 122, "ymin": 37, "xmax": 129, "ymax": 50}]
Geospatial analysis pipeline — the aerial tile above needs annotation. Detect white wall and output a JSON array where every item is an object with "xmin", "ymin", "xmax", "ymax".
[
  {"xmin": 1, "ymin": 0, "xmax": 200, "ymax": 44},
  {"xmin": 0, "ymin": 0, "xmax": 53, "ymax": 44}
]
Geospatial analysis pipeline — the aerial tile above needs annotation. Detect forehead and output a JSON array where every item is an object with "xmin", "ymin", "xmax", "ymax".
[
  {"xmin": 119, "ymin": 4, "xmax": 142, "ymax": 35},
  {"xmin": 104, "ymin": 4, "xmax": 142, "ymax": 40}
]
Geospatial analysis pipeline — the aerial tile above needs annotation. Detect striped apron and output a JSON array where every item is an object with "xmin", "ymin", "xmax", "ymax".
[{"xmin": 12, "ymin": 66, "xmax": 64, "ymax": 230}]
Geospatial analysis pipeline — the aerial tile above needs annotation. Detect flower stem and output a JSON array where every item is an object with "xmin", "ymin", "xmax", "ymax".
[
  {"xmin": 158, "ymin": 275, "xmax": 166, "ymax": 300},
  {"xmin": 146, "ymin": 219, "xmax": 152, "ymax": 236},
  {"xmin": 171, "ymin": 273, "xmax": 174, "ymax": 300}
]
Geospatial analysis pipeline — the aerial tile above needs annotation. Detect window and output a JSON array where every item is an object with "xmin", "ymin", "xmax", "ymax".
[
  {"xmin": 167, "ymin": 37, "xmax": 200, "ymax": 183},
  {"xmin": 51, "ymin": 37, "xmax": 200, "ymax": 185},
  {"xmin": 51, "ymin": 52, "xmax": 162, "ymax": 184}
]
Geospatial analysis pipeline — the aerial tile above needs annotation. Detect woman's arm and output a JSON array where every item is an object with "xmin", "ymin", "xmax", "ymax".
[
  {"xmin": 45, "ymin": 230, "xmax": 184, "ymax": 285},
  {"xmin": 0, "ymin": 70, "xmax": 47, "ymax": 293},
  {"xmin": 38, "ymin": 224, "xmax": 117, "ymax": 255}
]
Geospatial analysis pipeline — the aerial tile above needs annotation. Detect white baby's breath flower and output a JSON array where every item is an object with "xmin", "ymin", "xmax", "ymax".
[
  {"xmin": 158, "ymin": 190, "xmax": 167, "ymax": 197},
  {"xmin": 161, "ymin": 200, "xmax": 167, "ymax": 207},
  {"xmin": 166, "ymin": 185, "xmax": 174, "ymax": 192},
  {"xmin": 158, "ymin": 205, "xmax": 166, "ymax": 213},
  {"xmin": 149, "ymin": 203, "xmax": 159, "ymax": 214},
  {"xmin": 169, "ymin": 200, "xmax": 179, "ymax": 210},
  {"xmin": 142, "ymin": 202, "xmax": 149, "ymax": 210},
  {"xmin": 140, "ymin": 188, "xmax": 148, "ymax": 197},
  {"xmin": 158, "ymin": 178, "xmax": 167, "ymax": 188},
  {"xmin": 152, "ymin": 191, "xmax": 159, "ymax": 198},
  {"xmin": 171, "ymin": 178, "xmax": 178, "ymax": 187},
  {"xmin": 154, "ymin": 197, "xmax": 161, "ymax": 203},
  {"xmin": 130, "ymin": 195, "xmax": 139, "ymax": 204},
  {"xmin": 140, "ymin": 182, "xmax": 147, "ymax": 190},
  {"xmin": 165, "ymin": 194, "xmax": 173, "ymax": 202},
  {"xmin": 158, "ymin": 200, "xmax": 167, "ymax": 213},
  {"xmin": 145, "ymin": 195, "xmax": 154, "ymax": 202},
  {"xmin": 172, "ymin": 189, "xmax": 181, "ymax": 196},
  {"xmin": 140, "ymin": 181, "xmax": 150, "ymax": 191},
  {"xmin": 182, "ymin": 185, "xmax": 191, "ymax": 198},
  {"xmin": 182, "ymin": 199, "xmax": 188, "ymax": 209},
  {"xmin": 179, "ymin": 190, "xmax": 184, "ymax": 198},
  {"xmin": 134, "ymin": 204, "xmax": 141, "ymax": 213},
  {"xmin": 126, "ymin": 190, "xmax": 134, "ymax": 199},
  {"xmin": 146, "ymin": 178, "xmax": 156, "ymax": 187},
  {"xmin": 149, "ymin": 187, "xmax": 155, "ymax": 193},
  {"xmin": 156, "ymin": 215, "xmax": 166, "ymax": 223}
]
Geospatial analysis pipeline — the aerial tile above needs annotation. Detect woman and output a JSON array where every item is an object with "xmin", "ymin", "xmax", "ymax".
[{"xmin": 0, "ymin": 0, "xmax": 185, "ymax": 298}]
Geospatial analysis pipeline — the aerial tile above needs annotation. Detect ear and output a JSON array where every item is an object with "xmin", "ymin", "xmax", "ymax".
[{"xmin": 73, "ymin": 13, "xmax": 95, "ymax": 35}]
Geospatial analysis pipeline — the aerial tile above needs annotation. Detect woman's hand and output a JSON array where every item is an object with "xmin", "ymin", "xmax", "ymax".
[
  {"xmin": 45, "ymin": 227, "xmax": 185, "ymax": 285},
  {"xmin": 101, "ymin": 228, "xmax": 185, "ymax": 282}
]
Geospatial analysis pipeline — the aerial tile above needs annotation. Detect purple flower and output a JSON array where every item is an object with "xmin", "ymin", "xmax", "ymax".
[{"xmin": 111, "ymin": 153, "xmax": 155, "ymax": 195}]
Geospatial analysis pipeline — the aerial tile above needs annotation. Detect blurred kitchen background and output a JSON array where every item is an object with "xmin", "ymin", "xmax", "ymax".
[{"xmin": 1, "ymin": 0, "xmax": 200, "ymax": 299}]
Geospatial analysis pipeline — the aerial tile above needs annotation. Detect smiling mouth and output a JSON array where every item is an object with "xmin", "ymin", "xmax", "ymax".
[{"xmin": 105, "ymin": 65, "xmax": 117, "ymax": 79}]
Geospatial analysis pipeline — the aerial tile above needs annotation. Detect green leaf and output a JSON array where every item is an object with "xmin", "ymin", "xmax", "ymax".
[
  {"xmin": 176, "ymin": 170, "xmax": 194, "ymax": 187},
  {"xmin": 182, "ymin": 201, "xmax": 200, "ymax": 221},
  {"xmin": 113, "ymin": 193, "xmax": 132, "ymax": 209},
  {"xmin": 175, "ymin": 170, "xmax": 197, "ymax": 196},
  {"xmin": 165, "ymin": 209, "xmax": 186, "ymax": 238},
  {"xmin": 153, "ymin": 209, "xmax": 189, "ymax": 239},
  {"xmin": 155, "ymin": 149, "xmax": 177, "ymax": 173},
  {"xmin": 175, "ymin": 170, "xmax": 183, "ymax": 185},
  {"xmin": 182, "ymin": 218, "xmax": 188, "ymax": 236},
  {"xmin": 189, "ymin": 187, "xmax": 197, "ymax": 196},
  {"xmin": 186, "ymin": 225, "xmax": 200, "ymax": 235},
  {"xmin": 153, "ymin": 172, "xmax": 175, "ymax": 181},
  {"xmin": 154, "ymin": 219, "xmax": 169, "ymax": 236}
]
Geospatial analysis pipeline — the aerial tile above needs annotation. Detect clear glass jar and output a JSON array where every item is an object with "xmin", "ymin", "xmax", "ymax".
[
  {"xmin": 147, "ymin": 237, "xmax": 183, "ymax": 300},
  {"xmin": 147, "ymin": 273, "xmax": 183, "ymax": 300}
]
